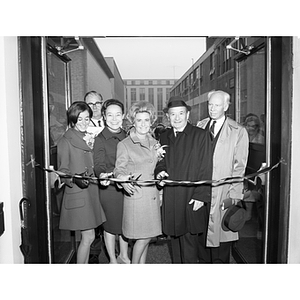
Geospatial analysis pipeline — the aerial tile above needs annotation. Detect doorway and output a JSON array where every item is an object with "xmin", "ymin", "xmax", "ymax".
[{"xmin": 232, "ymin": 41, "xmax": 267, "ymax": 263}]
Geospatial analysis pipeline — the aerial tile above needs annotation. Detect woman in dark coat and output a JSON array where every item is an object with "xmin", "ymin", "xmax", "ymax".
[
  {"xmin": 57, "ymin": 101, "xmax": 106, "ymax": 264},
  {"xmin": 93, "ymin": 99, "xmax": 130, "ymax": 264}
]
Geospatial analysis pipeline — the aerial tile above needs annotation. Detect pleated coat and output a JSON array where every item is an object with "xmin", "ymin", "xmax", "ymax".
[{"xmin": 197, "ymin": 117, "xmax": 249, "ymax": 247}]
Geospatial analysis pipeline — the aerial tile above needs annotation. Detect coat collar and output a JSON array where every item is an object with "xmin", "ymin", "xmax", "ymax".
[
  {"xmin": 167, "ymin": 122, "xmax": 192, "ymax": 142},
  {"xmin": 64, "ymin": 128, "xmax": 92, "ymax": 151},
  {"xmin": 101, "ymin": 126, "xmax": 126, "ymax": 141},
  {"xmin": 129, "ymin": 129, "xmax": 157, "ymax": 150}
]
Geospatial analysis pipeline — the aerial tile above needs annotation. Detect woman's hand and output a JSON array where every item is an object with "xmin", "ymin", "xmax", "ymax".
[
  {"xmin": 118, "ymin": 174, "xmax": 136, "ymax": 196},
  {"xmin": 99, "ymin": 172, "xmax": 113, "ymax": 186}
]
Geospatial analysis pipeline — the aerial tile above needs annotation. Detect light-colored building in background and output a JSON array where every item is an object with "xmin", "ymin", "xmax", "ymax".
[{"xmin": 124, "ymin": 79, "xmax": 176, "ymax": 125}]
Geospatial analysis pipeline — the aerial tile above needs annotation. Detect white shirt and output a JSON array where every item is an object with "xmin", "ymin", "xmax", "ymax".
[
  {"xmin": 210, "ymin": 116, "xmax": 225, "ymax": 137},
  {"xmin": 87, "ymin": 118, "xmax": 104, "ymax": 137}
]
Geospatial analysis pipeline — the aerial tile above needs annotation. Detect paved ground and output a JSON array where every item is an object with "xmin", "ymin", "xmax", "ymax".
[{"xmin": 89, "ymin": 236, "xmax": 235, "ymax": 264}]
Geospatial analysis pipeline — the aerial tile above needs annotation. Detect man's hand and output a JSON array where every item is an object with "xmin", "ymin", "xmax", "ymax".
[
  {"xmin": 189, "ymin": 199, "xmax": 204, "ymax": 211},
  {"xmin": 156, "ymin": 171, "xmax": 169, "ymax": 187}
]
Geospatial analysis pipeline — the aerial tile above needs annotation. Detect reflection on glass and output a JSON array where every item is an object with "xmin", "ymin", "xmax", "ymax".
[
  {"xmin": 234, "ymin": 46, "xmax": 266, "ymax": 263},
  {"xmin": 47, "ymin": 48, "xmax": 75, "ymax": 263}
]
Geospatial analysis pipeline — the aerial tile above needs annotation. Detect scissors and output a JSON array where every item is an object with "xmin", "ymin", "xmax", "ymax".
[{"xmin": 131, "ymin": 173, "xmax": 142, "ymax": 187}]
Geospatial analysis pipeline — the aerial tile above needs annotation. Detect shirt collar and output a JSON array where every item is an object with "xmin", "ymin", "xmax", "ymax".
[{"xmin": 212, "ymin": 115, "xmax": 225, "ymax": 125}]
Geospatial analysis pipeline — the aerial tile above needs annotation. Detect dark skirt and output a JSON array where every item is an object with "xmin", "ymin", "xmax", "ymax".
[{"xmin": 100, "ymin": 184, "xmax": 124, "ymax": 234}]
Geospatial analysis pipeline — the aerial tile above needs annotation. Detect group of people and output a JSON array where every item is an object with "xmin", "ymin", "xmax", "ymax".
[{"xmin": 56, "ymin": 89, "xmax": 249, "ymax": 264}]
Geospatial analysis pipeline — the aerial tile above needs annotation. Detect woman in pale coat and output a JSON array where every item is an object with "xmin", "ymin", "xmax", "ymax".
[{"xmin": 114, "ymin": 101, "xmax": 162, "ymax": 264}]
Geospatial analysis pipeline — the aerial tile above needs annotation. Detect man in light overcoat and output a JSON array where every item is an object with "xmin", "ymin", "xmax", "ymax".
[{"xmin": 197, "ymin": 90, "xmax": 249, "ymax": 263}]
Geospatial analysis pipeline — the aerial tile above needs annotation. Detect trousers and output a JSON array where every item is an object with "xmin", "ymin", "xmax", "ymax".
[
  {"xmin": 197, "ymin": 232, "xmax": 232, "ymax": 263},
  {"xmin": 170, "ymin": 232, "xmax": 205, "ymax": 263}
]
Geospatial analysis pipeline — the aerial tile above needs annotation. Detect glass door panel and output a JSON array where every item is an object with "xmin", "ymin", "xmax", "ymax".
[
  {"xmin": 234, "ymin": 46, "xmax": 266, "ymax": 263},
  {"xmin": 47, "ymin": 47, "xmax": 75, "ymax": 263}
]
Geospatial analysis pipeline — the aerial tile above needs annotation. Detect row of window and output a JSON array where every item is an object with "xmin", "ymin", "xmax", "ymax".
[
  {"xmin": 172, "ymin": 38, "xmax": 239, "ymax": 97},
  {"xmin": 125, "ymin": 79, "xmax": 176, "ymax": 86}
]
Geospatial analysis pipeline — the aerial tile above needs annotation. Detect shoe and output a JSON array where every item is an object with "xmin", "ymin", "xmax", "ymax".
[{"xmin": 117, "ymin": 256, "xmax": 131, "ymax": 264}]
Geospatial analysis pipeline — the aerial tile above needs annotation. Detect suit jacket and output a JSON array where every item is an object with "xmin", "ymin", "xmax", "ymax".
[
  {"xmin": 154, "ymin": 122, "xmax": 212, "ymax": 237},
  {"xmin": 197, "ymin": 117, "xmax": 249, "ymax": 246}
]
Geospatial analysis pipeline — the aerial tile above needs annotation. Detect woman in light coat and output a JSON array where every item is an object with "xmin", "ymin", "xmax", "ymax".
[{"xmin": 114, "ymin": 101, "xmax": 162, "ymax": 264}]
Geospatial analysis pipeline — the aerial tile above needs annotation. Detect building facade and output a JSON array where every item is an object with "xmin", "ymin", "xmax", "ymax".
[
  {"xmin": 124, "ymin": 79, "xmax": 176, "ymax": 125},
  {"xmin": 105, "ymin": 57, "xmax": 126, "ymax": 104},
  {"xmin": 170, "ymin": 37, "xmax": 265, "ymax": 124}
]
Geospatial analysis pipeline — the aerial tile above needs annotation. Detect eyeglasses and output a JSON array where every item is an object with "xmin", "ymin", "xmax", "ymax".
[{"xmin": 87, "ymin": 102, "xmax": 102, "ymax": 108}]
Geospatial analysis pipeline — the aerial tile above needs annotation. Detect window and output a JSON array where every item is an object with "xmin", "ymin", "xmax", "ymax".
[
  {"xmin": 139, "ymin": 88, "xmax": 145, "ymax": 101},
  {"xmin": 166, "ymin": 88, "xmax": 171, "ymax": 101},
  {"xmin": 131, "ymin": 88, "xmax": 136, "ymax": 101},
  {"xmin": 210, "ymin": 52, "xmax": 215, "ymax": 80},
  {"xmin": 149, "ymin": 88, "xmax": 154, "ymax": 104},
  {"xmin": 200, "ymin": 63, "xmax": 203, "ymax": 86},
  {"xmin": 157, "ymin": 88, "xmax": 163, "ymax": 111}
]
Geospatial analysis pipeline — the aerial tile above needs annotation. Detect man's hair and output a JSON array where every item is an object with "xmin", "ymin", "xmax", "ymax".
[
  {"xmin": 84, "ymin": 91, "xmax": 103, "ymax": 102},
  {"xmin": 208, "ymin": 90, "xmax": 230, "ymax": 105}
]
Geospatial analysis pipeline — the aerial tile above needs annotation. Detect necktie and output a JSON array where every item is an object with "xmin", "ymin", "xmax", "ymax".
[
  {"xmin": 210, "ymin": 120, "xmax": 216, "ymax": 139},
  {"xmin": 175, "ymin": 131, "xmax": 181, "ymax": 137},
  {"xmin": 98, "ymin": 120, "xmax": 101, "ymax": 127}
]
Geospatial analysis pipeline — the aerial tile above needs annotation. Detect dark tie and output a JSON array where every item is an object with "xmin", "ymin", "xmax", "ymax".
[
  {"xmin": 98, "ymin": 120, "xmax": 101, "ymax": 127},
  {"xmin": 210, "ymin": 120, "xmax": 216, "ymax": 139}
]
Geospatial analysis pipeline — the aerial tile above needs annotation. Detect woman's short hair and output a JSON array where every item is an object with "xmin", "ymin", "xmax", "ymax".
[
  {"xmin": 244, "ymin": 114, "xmax": 260, "ymax": 128},
  {"xmin": 126, "ymin": 101, "xmax": 157, "ymax": 124},
  {"xmin": 101, "ymin": 98, "xmax": 124, "ymax": 116},
  {"xmin": 67, "ymin": 101, "xmax": 93, "ymax": 128}
]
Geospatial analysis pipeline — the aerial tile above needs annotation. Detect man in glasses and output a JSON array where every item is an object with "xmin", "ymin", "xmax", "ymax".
[{"xmin": 84, "ymin": 91, "xmax": 105, "ymax": 137}]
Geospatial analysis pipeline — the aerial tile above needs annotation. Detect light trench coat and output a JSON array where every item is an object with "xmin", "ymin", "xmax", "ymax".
[{"xmin": 197, "ymin": 117, "xmax": 249, "ymax": 247}]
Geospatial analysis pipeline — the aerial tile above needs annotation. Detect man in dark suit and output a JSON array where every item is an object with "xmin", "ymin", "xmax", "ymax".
[{"xmin": 154, "ymin": 96, "xmax": 212, "ymax": 263}]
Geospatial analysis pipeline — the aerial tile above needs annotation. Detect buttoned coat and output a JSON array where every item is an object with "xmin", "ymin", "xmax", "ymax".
[
  {"xmin": 93, "ymin": 127, "xmax": 126, "ymax": 234},
  {"xmin": 197, "ymin": 117, "xmax": 249, "ymax": 247},
  {"xmin": 154, "ymin": 122, "xmax": 212, "ymax": 237},
  {"xmin": 57, "ymin": 128, "xmax": 106, "ymax": 231},
  {"xmin": 114, "ymin": 130, "xmax": 162, "ymax": 239}
]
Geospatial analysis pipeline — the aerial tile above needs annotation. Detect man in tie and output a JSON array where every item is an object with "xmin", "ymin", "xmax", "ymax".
[
  {"xmin": 155, "ymin": 96, "xmax": 212, "ymax": 263},
  {"xmin": 197, "ymin": 90, "xmax": 249, "ymax": 263},
  {"xmin": 84, "ymin": 91, "xmax": 105, "ymax": 137}
]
